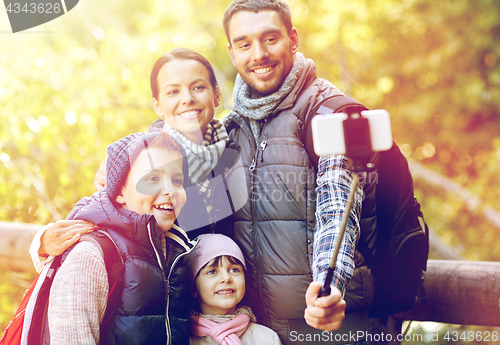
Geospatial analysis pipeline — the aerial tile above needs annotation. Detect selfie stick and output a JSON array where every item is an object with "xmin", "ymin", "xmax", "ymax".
[
  {"xmin": 318, "ymin": 170, "xmax": 359, "ymax": 298},
  {"xmin": 317, "ymin": 112, "xmax": 371, "ymax": 298}
]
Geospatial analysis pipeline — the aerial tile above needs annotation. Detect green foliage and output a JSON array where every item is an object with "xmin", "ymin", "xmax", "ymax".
[{"xmin": 1, "ymin": 0, "xmax": 499, "ymax": 338}]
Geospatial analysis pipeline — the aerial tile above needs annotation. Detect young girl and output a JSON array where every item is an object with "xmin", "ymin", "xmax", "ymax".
[{"xmin": 185, "ymin": 234, "xmax": 282, "ymax": 345}]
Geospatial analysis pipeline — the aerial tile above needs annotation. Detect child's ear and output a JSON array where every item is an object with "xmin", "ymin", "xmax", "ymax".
[
  {"xmin": 191, "ymin": 290, "xmax": 197, "ymax": 298},
  {"xmin": 114, "ymin": 190, "xmax": 127, "ymax": 208}
]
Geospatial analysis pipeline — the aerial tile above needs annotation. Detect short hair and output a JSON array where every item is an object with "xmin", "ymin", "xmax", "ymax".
[
  {"xmin": 223, "ymin": 0, "xmax": 293, "ymax": 43},
  {"xmin": 105, "ymin": 132, "xmax": 182, "ymax": 200},
  {"xmin": 150, "ymin": 47, "xmax": 220, "ymax": 104},
  {"xmin": 147, "ymin": 131, "xmax": 180, "ymax": 153}
]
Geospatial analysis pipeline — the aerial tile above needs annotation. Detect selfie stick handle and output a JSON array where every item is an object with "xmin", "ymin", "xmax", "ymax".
[{"xmin": 318, "ymin": 171, "xmax": 359, "ymax": 298}]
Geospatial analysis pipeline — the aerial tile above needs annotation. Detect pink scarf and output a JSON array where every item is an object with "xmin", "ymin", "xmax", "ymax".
[{"xmin": 190, "ymin": 314, "xmax": 251, "ymax": 345}]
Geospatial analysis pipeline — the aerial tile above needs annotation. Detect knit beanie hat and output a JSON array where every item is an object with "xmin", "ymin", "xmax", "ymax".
[
  {"xmin": 185, "ymin": 234, "xmax": 246, "ymax": 287},
  {"xmin": 105, "ymin": 131, "xmax": 174, "ymax": 201}
]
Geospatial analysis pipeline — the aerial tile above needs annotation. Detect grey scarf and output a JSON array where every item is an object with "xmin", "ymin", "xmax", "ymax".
[{"xmin": 230, "ymin": 52, "xmax": 306, "ymax": 142}]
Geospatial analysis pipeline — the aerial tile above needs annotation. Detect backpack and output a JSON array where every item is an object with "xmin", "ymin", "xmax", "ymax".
[
  {"xmin": 0, "ymin": 231, "xmax": 124, "ymax": 345},
  {"xmin": 303, "ymin": 94, "xmax": 429, "ymax": 318}
]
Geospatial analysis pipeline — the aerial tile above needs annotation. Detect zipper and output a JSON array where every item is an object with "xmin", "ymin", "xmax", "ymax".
[
  {"xmin": 149, "ymin": 221, "xmax": 198, "ymax": 345},
  {"xmin": 164, "ymin": 239, "xmax": 197, "ymax": 345},
  {"xmin": 249, "ymin": 138, "xmax": 273, "ymax": 323},
  {"xmin": 249, "ymin": 158, "xmax": 256, "ymax": 172},
  {"xmin": 232, "ymin": 115, "xmax": 274, "ymax": 324},
  {"xmin": 249, "ymin": 140, "xmax": 268, "ymax": 172},
  {"xmin": 259, "ymin": 140, "xmax": 268, "ymax": 162},
  {"xmin": 147, "ymin": 222, "xmax": 170, "ymax": 345},
  {"xmin": 394, "ymin": 230, "xmax": 426, "ymax": 258}
]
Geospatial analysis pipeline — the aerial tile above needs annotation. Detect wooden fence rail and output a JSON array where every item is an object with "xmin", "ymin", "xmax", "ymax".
[
  {"xmin": 1, "ymin": 221, "xmax": 500, "ymax": 329},
  {"xmin": 396, "ymin": 260, "xmax": 500, "ymax": 327},
  {"xmin": 0, "ymin": 221, "xmax": 40, "ymax": 276}
]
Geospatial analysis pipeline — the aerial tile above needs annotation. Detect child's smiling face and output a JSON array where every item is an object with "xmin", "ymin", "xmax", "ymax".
[
  {"xmin": 194, "ymin": 256, "xmax": 245, "ymax": 315},
  {"xmin": 116, "ymin": 146, "xmax": 186, "ymax": 232}
]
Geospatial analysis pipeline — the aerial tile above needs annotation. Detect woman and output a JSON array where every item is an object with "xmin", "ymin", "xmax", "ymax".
[
  {"xmin": 31, "ymin": 48, "xmax": 245, "ymax": 270},
  {"xmin": 148, "ymin": 48, "xmax": 245, "ymax": 235}
]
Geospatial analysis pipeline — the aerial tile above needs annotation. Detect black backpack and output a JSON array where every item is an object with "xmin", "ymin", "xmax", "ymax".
[{"xmin": 303, "ymin": 94, "xmax": 429, "ymax": 318}]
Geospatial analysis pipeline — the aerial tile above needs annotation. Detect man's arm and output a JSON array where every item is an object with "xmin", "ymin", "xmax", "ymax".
[
  {"xmin": 304, "ymin": 154, "xmax": 363, "ymax": 331},
  {"xmin": 30, "ymin": 221, "xmax": 97, "ymax": 272},
  {"xmin": 313, "ymin": 154, "xmax": 363, "ymax": 292}
]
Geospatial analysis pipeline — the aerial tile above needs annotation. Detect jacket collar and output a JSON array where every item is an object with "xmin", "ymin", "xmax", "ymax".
[
  {"xmin": 86, "ymin": 190, "xmax": 197, "ymax": 251},
  {"xmin": 165, "ymin": 224, "xmax": 197, "ymax": 252},
  {"xmin": 70, "ymin": 190, "xmax": 154, "ymax": 247},
  {"xmin": 274, "ymin": 56, "xmax": 317, "ymax": 113}
]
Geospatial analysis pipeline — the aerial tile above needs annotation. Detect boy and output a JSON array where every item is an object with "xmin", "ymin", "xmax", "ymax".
[{"xmin": 46, "ymin": 131, "xmax": 196, "ymax": 345}]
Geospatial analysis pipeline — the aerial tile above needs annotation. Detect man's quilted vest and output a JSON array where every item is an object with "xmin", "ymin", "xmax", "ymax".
[{"xmin": 226, "ymin": 72, "xmax": 378, "ymax": 344}]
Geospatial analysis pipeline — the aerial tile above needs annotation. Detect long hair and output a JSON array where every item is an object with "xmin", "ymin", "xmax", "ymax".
[{"xmin": 150, "ymin": 47, "xmax": 220, "ymax": 104}]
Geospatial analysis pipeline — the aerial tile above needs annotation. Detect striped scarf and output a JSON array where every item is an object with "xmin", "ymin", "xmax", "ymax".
[{"xmin": 162, "ymin": 118, "xmax": 229, "ymax": 198}]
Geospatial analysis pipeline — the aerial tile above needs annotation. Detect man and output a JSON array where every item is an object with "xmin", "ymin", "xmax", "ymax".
[{"xmin": 221, "ymin": 1, "xmax": 375, "ymax": 344}]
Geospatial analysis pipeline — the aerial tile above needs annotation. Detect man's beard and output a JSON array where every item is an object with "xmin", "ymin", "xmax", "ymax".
[{"xmin": 241, "ymin": 63, "xmax": 288, "ymax": 98}]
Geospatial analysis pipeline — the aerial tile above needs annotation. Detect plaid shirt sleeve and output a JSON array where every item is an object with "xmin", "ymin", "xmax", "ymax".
[{"xmin": 312, "ymin": 154, "xmax": 364, "ymax": 296}]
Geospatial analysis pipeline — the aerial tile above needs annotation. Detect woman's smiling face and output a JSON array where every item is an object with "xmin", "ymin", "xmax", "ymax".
[{"xmin": 153, "ymin": 59, "xmax": 220, "ymax": 144}]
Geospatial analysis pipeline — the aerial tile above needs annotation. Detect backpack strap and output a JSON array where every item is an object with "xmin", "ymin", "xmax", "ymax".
[
  {"xmin": 25, "ymin": 230, "xmax": 124, "ymax": 345},
  {"xmin": 302, "ymin": 94, "xmax": 368, "ymax": 169},
  {"xmin": 80, "ymin": 231, "xmax": 125, "ymax": 331},
  {"xmin": 27, "ymin": 255, "xmax": 64, "ymax": 345}
]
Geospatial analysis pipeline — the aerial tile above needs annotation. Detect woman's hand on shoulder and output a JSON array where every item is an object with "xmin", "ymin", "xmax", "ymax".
[{"xmin": 39, "ymin": 220, "xmax": 99, "ymax": 257}]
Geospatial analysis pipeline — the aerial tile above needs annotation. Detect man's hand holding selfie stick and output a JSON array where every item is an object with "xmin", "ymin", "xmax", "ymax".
[{"xmin": 304, "ymin": 109, "xmax": 392, "ymax": 332}]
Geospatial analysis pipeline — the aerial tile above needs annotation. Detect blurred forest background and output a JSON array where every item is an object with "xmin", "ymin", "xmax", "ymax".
[{"xmin": 1, "ymin": 0, "xmax": 499, "ymax": 342}]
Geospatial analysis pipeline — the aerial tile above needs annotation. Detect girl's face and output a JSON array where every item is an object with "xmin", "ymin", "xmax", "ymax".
[
  {"xmin": 153, "ymin": 59, "xmax": 220, "ymax": 145},
  {"xmin": 194, "ymin": 256, "xmax": 245, "ymax": 315}
]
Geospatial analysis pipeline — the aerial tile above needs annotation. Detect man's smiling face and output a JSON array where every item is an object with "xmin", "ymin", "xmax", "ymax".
[{"xmin": 227, "ymin": 10, "xmax": 299, "ymax": 98}]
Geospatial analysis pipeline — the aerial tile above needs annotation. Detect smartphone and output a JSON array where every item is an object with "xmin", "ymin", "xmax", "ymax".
[{"xmin": 311, "ymin": 109, "xmax": 393, "ymax": 156}]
